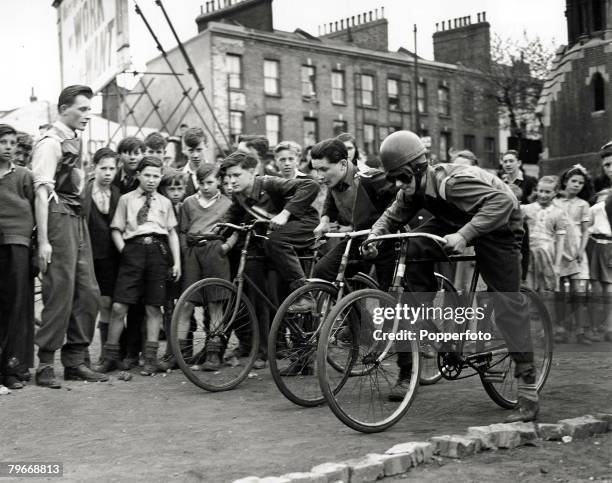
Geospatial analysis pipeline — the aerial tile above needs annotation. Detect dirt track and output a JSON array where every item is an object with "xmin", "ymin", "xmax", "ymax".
[{"xmin": 1, "ymin": 342, "xmax": 610, "ymax": 482}]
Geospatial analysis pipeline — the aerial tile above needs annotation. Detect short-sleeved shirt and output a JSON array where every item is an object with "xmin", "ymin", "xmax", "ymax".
[
  {"xmin": 111, "ymin": 187, "xmax": 177, "ymax": 240},
  {"xmin": 522, "ymin": 202, "xmax": 568, "ymax": 247}
]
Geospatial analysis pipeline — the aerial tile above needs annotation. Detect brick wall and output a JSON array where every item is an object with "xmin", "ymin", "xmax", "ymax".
[
  {"xmin": 196, "ymin": 0, "xmax": 273, "ymax": 32},
  {"xmin": 321, "ymin": 19, "xmax": 388, "ymax": 52},
  {"xmin": 433, "ymin": 22, "xmax": 491, "ymax": 71}
]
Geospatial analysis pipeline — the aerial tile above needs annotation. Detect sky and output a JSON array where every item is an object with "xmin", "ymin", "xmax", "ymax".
[{"xmin": 0, "ymin": 0, "xmax": 567, "ymax": 111}]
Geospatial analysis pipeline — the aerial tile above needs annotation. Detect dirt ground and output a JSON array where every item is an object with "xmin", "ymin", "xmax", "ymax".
[
  {"xmin": 0, "ymin": 341, "xmax": 610, "ymax": 482},
  {"xmin": 391, "ymin": 433, "xmax": 612, "ymax": 482}
]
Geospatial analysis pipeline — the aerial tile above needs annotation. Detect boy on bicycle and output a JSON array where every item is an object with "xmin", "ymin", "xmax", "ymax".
[
  {"xmin": 363, "ymin": 130, "xmax": 538, "ymax": 422},
  {"xmin": 220, "ymin": 151, "xmax": 320, "ymax": 367}
]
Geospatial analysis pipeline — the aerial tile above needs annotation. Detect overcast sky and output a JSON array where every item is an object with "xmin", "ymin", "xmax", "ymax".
[{"xmin": 1, "ymin": 0, "xmax": 566, "ymax": 111}]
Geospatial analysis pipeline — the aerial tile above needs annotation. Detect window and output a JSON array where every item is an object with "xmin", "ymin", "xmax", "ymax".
[
  {"xmin": 439, "ymin": 132, "xmax": 451, "ymax": 161},
  {"xmin": 593, "ymin": 0, "xmax": 605, "ymax": 31},
  {"xmin": 301, "ymin": 65, "xmax": 316, "ymax": 97},
  {"xmin": 438, "ymin": 85, "xmax": 450, "ymax": 116},
  {"xmin": 485, "ymin": 137, "xmax": 497, "ymax": 165},
  {"xmin": 333, "ymin": 120, "xmax": 348, "ymax": 136},
  {"xmin": 264, "ymin": 60, "xmax": 280, "ymax": 95},
  {"xmin": 387, "ymin": 78, "xmax": 400, "ymax": 111},
  {"xmin": 463, "ymin": 89, "xmax": 475, "ymax": 122},
  {"xmin": 265, "ymin": 114, "xmax": 281, "ymax": 147},
  {"xmin": 463, "ymin": 135, "xmax": 475, "ymax": 152},
  {"xmin": 361, "ymin": 74, "xmax": 375, "ymax": 107},
  {"xmin": 229, "ymin": 111, "xmax": 244, "ymax": 142},
  {"xmin": 331, "ymin": 71, "xmax": 346, "ymax": 104},
  {"xmin": 303, "ymin": 118, "xmax": 318, "ymax": 147},
  {"xmin": 417, "ymin": 81, "xmax": 427, "ymax": 113},
  {"xmin": 364, "ymin": 123, "xmax": 376, "ymax": 155},
  {"xmin": 593, "ymin": 73, "xmax": 605, "ymax": 111},
  {"xmin": 226, "ymin": 54, "xmax": 242, "ymax": 89}
]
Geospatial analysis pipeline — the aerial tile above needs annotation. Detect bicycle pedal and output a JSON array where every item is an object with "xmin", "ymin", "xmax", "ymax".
[{"xmin": 482, "ymin": 369, "xmax": 508, "ymax": 383}]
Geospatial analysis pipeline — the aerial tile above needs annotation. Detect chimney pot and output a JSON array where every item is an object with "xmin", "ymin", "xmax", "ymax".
[
  {"xmin": 217, "ymin": 0, "xmax": 221, "ymax": 10},
  {"xmin": 351, "ymin": 16, "xmax": 355, "ymax": 26},
  {"xmin": 375, "ymin": 8, "xmax": 378, "ymax": 20},
  {"xmin": 334, "ymin": 21, "xmax": 338, "ymax": 31},
  {"xmin": 381, "ymin": 6, "xmax": 384, "ymax": 18},
  {"xmin": 340, "ymin": 19, "xmax": 344, "ymax": 29},
  {"xmin": 436, "ymin": 22, "xmax": 439, "ymax": 32},
  {"xmin": 482, "ymin": 11, "xmax": 486, "ymax": 22},
  {"xmin": 318, "ymin": 25, "xmax": 321, "ymax": 35},
  {"xmin": 329, "ymin": 22, "xmax": 332, "ymax": 32},
  {"xmin": 357, "ymin": 14, "xmax": 361, "ymax": 24},
  {"xmin": 369, "ymin": 11, "xmax": 373, "ymax": 21},
  {"xmin": 477, "ymin": 12, "xmax": 481, "ymax": 22}
]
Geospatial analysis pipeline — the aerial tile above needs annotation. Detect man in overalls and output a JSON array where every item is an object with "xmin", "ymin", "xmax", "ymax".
[{"xmin": 31, "ymin": 85, "xmax": 107, "ymax": 388}]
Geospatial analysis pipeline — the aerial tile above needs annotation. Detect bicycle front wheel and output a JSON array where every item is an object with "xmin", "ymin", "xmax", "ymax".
[
  {"xmin": 170, "ymin": 278, "xmax": 259, "ymax": 392},
  {"xmin": 268, "ymin": 282, "xmax": 338, "ymax": 407},
  {"xmin": 479, "ymin": 287, "xmax": 553, "ymax": 408},
  {"xmin": 317, "ymin": 288, "xmax": 421, "ymax": 433}
]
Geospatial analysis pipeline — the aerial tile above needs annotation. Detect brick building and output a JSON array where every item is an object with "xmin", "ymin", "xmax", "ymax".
[
  {"xmin": 132, "ymin": 0, "xmax": 499, "ymax": 167},
  {"xmin": 537, "ymin": 0, "xmax": 612, "ymax": 174}
]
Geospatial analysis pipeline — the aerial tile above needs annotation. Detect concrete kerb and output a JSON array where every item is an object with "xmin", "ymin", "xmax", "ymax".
[{"xmin": 233, "ymin": 412, "xmax": 611, "ymax": 483}]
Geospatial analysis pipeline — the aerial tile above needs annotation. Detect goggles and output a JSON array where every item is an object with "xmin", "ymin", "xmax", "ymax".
[{"xmin": 385, "ymin": 161, "xmax": 427, "ymax": 185}]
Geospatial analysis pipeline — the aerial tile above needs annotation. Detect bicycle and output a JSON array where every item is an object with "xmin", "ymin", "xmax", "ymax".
[
  {"xmin": 169, "ymin": 220, "xmax": 319, "ymax": 392},
  {"xmin": 316, "ymin": 232, "xmax": 553, "ymax": 433},
  {"xmin": 268, "ymin": 229, "xmax": 379, "ymax": 407},
  {"xmin": 268, "ymin": 230, "xmax": 454, "ymax": 407}
]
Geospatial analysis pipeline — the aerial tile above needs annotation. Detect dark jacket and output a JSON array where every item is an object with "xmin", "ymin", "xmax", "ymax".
[
  {"xmin": 226, "ymin": 175, "xmax": 320, "ymax": 224},
  {"xmin": 82, "ymin": 178, "xmax": 121, "ymax": 259}
]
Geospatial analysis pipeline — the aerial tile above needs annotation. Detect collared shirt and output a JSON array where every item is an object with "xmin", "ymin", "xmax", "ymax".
[
  {"xmin": 197, "ymin": 191, "xmax": 221, "ymax": 209},
  {"xmin": 506, "ymin": 170, "xmax": 537, "ymax": 203},
  {"xmin": 589, "ymin": 200, "xmax": 612, "ymax": 238},
  {"xmin": 91, "ymin": 183, "xmax": 111, "ymax": 214},
  {"xmin": 182, "ymin": 163, "xmax": 199, "ymax": 191},
  {"xmin": 114, "ymin": 166, "xmax": 139, "ymax": 194},
  {"xmin": 323, "ymin": 161, "xmax": 358, "ymax": 225},
  {"xmin": 0, "ymin": 161, "xmax": 16, "ymax": 180},
  {"xmin": 111, "ymin": 187, "xmax": 177, "ymax": 240},
  {"xmin": 31, "ymin": 120, "xmax": 77, "ymax": 192}
]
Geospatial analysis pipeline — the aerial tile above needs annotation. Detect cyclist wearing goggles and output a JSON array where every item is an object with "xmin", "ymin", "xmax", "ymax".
[{"xmin": 364, "ymin": 130, "xmax": 538, "ymax": 423}]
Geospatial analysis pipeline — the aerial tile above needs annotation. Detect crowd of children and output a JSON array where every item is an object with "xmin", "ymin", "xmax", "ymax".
[{"xmin": 1, "ymin": 84, "xmax": 612, "ymax": 403}]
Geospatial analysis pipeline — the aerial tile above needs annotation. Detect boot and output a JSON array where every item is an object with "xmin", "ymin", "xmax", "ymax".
[
  {"xmin": 95, "ymin": 343, "xmax": 121, "ymax": 373},
  {"xmin": 201, "ymin": 336, "xmax": 223, "ymax": 372},
  {"xmin": 97, "ymin": 323, "xmax": 109, "ymax": 365},
  {"xmin": 141, "ymin": 342, "xmax": 159, "ymax": 376},
  {"xmin": 35, "ymin": 365, "xmax": 62, "ymax": 389},
  {"xmin": 388, "ymin": 363, "xmax": 413, "ymax": 402},
  {"xmin": 506, "ymin": 396, "xmax": 540, "ymax": 422}
]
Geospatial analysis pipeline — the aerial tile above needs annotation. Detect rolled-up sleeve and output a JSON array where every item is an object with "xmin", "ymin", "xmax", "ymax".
[
  {"xmin": 31, "ymin": 138, "xmax": 60, "ymax": 192},
  {"xmin": 110, "ymin": 196, "xmax": 128, "ymax": 233},
  {"xmin": 445, "ymin": 179, "xmax": 516, "ymax": 242}
]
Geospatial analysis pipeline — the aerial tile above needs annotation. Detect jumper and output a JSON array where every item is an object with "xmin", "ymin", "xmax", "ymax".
[
  {"xmin": 180, "ymin": 192, "xmax": 232, "ymax": 236},
  {"xmin": 0, "ymin": 164, "xmax": 34, "ymax": 247}
]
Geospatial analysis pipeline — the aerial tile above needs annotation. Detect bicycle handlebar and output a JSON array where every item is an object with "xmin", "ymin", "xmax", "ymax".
[
  {"xmin": 217, "ymin": 220, "xmax": 271, "ymax": 233},
  {"xmin": 361, "ymin": 232, "xmax": 447, "ymax": 249},
  {"xmin": 325, "ymin": 229, "xmax": 372, "ymax": 239}
]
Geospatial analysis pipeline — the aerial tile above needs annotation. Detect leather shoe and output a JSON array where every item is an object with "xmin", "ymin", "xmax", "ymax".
[
  {"xmin": 64, "ymin": 364, "xmax": 109, "ymax": 382},
  {"xmin": 388, "ymin": 378, "xmax": 411, "ymax": 402},
  {"xmin": 287, "ymin": 294, "xmax": 314, "ymax": 313},
  {"xmin": 505, "ymin": 396, "xmax": 539, "ymax": 422},
  {"xmin": 35, "ymin": 366, "xmax": 62, "ymax": 389},
  {"xmin": 4, "ymin": 376, "xmax": 24, "ymax": 390}
]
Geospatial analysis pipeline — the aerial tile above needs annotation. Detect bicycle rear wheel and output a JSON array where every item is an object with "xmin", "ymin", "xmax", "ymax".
[
  {"xmin": 317, "ymin": 288, "xmax": 420, "ymax": 433},
  {"xmin": 479, "ymin": 287, "xmax": 553, "ymax": 408},
  {"xmin": 170, "ymin": 278, "xmax": 259, "ymax": 392},
  {"xmin": 418, "ymin": 273, "xmax": 460, "ymax": 385}
]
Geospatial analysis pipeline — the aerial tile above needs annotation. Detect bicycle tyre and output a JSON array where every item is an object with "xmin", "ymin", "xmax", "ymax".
[
  {"xmin": 317, "ymin": 288, "xmax": 421, "ymax": 433},
  {"xmin": 268, "ymin": 282, "xmax": 338, "ymax": 407},
  {"xmin": 480, "ymin": 287, "xmax": 553, "ymax": 408},
  {"xmin": 170, "ymin": 278, "xmax": 259, "ymax": 392}
]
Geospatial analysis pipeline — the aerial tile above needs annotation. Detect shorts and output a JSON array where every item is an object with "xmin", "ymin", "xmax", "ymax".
[
  {"xmin": 113, "ymin": 238, "xmax": 170, "ymax": 306},
  {"xmin": 587, "ymin": 239, "xmax": 612, "ymax": 284},
  {"xmin": 183, "ymin": 240, "xmax": 230, "ymax": 305},
  {"xmin": 182, "ymin": 240, "xmax": 230, "ymax": 290},
  {"xmin": 93, "ymin": 256, "xmax": 119, "ymax": 297}
]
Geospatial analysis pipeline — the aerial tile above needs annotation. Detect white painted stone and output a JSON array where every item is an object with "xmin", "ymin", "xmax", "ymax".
[
  {"xmin": 310, "ymin": 462, "xmax": 349, "ymax": 483},
  {"xmin": 558, "ymin": 416, "xmax": 609, "ymax": 439},
  {"xmin": 280, "ymin": 472, "xmax": 327, "ymax": 483},
  {"xmin": 430, "ymin": 435, "xmax": 478, "ymax": 458},
  {"xmin": 487, "ymin": 423, "xmax": 522, "ymax": 448},
  {"xmin": 537, "ymin": 423, "xmax": 566, "ymax": 441},
  {"xmin": 385, "ymin": 441, "xmax": 433, "ymax": 464},
  {"xmin": 501, "ymin": 422, "xmax": 538, "ymax": 444},
  {"xmin": 346, "ymin": 455, "xmax": 384, "ymax": 483},
  {"xmin": 366, "ymin": 453, "xmax": 410, "ymax": 477},
  {"xmin": 466, "ymin": 426, "xmax": 497, "ymax": 450}
]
